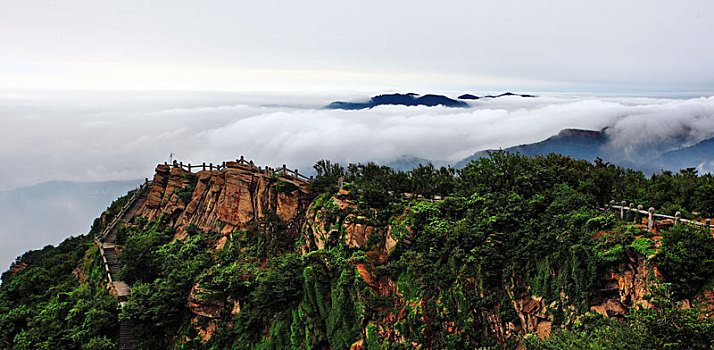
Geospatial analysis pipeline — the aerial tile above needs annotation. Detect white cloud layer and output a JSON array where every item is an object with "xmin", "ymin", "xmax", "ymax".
[
  {"xmin": 1, "ymin": 91, "xmax": 714, "ymax": 192},
  {"xmin": 1, "ymin": 90, "xmax": 714, "ymax": 271}
]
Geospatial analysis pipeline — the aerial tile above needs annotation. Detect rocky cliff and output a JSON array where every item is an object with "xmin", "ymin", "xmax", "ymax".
[
  {"xmin": 138, "ymin": 161, "xmax": 312, "ymax": 240},
  {"xmin": 120, "ymin": 162, "xmax": 684, "ymax": 348}
]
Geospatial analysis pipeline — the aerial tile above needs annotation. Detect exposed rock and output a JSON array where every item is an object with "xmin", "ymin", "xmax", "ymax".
[
  {"xmin": 155, "ymin": 164, "xmax": 170, "ymax": 174},
  {"xmin": 215, "ymin": 236, "xmax": 228, "ymax": 250},
  {"xmin": 609, "ymin": 255, "xmax": 653, "ymax": 309},
  {"xmin": 72, "ymin": 266, "xmax": 87, "ymax": 283},
  {"xmin": 536, "ymin": 320, "xmax": 552, "ymax": 338},
  {"xmin": 230, "ymin": 299, "xmax": 241, "ymax": 316},
  {"xmin": 187, "ymin": 284, "xmax": 222, "ymax": 319},
  {"xmin": 512, "ymin": 295, "xmax": 547, "ymax": 334},
  {"xmin": 591, "ymin": 299, "xmax": 628, "ymax": 318},
  {"xmin": 302, "ymin": 189, "xmax": 409, "ymax": 262},
  {"xmin": 126, "ymin": 162, "xmax": 316, "ymax": 333},
  {"xmin": 136, "ymin": 163, "xmax": 311, "ymax": 238},
  {"xmin": 190, "ymin": 316, "xmax": 218, "ymax": 341},
  {"xmin": 7, "ymin": 261, "xmax": 28, "ymax": 276},
  {"xmin": 350, "ymin": 339, "xmax": 366, "ymax": 350},
  {"xmin": 656, "ymin": 218, "xmax": 675, "ymax": 231}
]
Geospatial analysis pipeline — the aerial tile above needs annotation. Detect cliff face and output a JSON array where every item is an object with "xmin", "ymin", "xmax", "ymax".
[
  {"xmin": 138, "ymin": 162, "xmax": 312, "ymax": 240},
  {"xmin": 300, "ymin": 188, "xmax": 401, "ymax": 260}
]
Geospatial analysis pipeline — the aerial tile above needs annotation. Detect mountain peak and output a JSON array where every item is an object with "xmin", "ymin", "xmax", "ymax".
[{"xmin": 325, "ymin": 93, "xmax": 468, "ymax": 110}]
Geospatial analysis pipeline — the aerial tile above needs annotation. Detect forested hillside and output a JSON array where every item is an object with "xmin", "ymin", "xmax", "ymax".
[{"xmin": 2, "ymin": 152, "xmax": 714, "ymax": 349}]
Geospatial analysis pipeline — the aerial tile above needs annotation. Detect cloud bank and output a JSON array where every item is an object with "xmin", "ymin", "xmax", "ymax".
[
  {"xmin": 2, "ymin": 91, "xmax": 714, "ymax": 192},
  {"xmin": 1, "ymin": 90, "xmax": 714, "ymax": 270}
]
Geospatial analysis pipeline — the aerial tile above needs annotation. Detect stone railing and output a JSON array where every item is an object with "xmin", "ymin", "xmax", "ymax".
[
  {"xmin": 94, "ymin": 179, "xmax": 151, "ymax": 284},
  {"xmin": 604, "ymin": 200, "xmax": 713, "ymax": 231},
  {"xmin": 96, "ymin": 179, "xmax": 151, "ymax": 243},
  {"xmin": 166, "ymin": 155, "xmax": 312, "ymax": 182}
]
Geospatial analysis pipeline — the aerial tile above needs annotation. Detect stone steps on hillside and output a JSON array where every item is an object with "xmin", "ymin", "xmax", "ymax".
[
  {"xmin": 103, "ymin": 247, "xmax": 121, "ymax": 276},
  {"xmin": 120, "ymin": 190, "xmax": 149, "ymax": 224},
  {"xmin": 94, "ymin": 182, "xmax": 151, "ymax": 350},
  {"xmin": 119, "ymin": 318, "xmax": 135, "ymax": 350}
]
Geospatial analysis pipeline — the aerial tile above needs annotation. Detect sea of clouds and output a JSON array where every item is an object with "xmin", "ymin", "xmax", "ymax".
[
  {"xmin": 1, "ymin": 90, "xmax": 714, "ymax": 272},
  {"xmin": 3, "ymin": 90, "xmax": 714, "ymax": 192}
]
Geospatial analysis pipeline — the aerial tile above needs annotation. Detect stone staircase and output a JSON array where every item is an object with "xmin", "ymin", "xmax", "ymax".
[
  {"xmin": 95, "ymin": 181, "xmax": 151, "ymax": 350},
  {"xmin": 119, "ymin": 318, "xmax": 136, "ymax": 350},
  {"xmin": 103, "ymin": 247, "xmax": 120, "ymax": 275}
]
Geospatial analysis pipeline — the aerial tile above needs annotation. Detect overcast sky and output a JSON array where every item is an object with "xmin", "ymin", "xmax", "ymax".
[{"xmin": 1, "ymin": 0, "xmax": 713, "ymax": 93}]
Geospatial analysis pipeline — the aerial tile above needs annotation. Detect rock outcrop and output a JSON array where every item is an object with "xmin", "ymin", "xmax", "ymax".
[
  {"xmin": 137, "ymin": 162, "xmax": 312, "ymax": 240},
  {"xmin": 301, "ymin": 189, "xmax": 404, "ymax": 262},
  {"xmin": 128, "ymin": 162, "xmax": 312, "ymax": 341}
]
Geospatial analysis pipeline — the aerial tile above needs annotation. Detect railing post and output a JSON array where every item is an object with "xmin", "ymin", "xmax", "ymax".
[
  {"xmin": 609, "ymin": 200, "xmax": 615, "ymax": 214},
  {"xmin": 620, "ymin": 201, "xmax": 626, "ymax": 220},
  {"xmin": 209, "ymin": 162, "xmax": 213, "ymax": 171},
  {"xmin": 675, "ymin": 211, "xmax": 681, "ymax": 225},
  {"xmin": 636, "ymin": 205, "xmax": 643, "ymax": 223},
  {"xmin": 648, "ymin": 207, "xmax": 655, "ymax": 230},
  {"xmin": 629, "ymin": 203, "xmax": 635, "ymax": 221},
  {"xmin": 240, "ymin": 155, "xmax": 245, "ymax": 163}
]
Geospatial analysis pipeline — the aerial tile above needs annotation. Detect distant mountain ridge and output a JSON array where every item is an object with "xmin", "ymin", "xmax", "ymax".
[
  {"xmin": 326, "ymin": 92, "xmax": 539, "ymax": 110},
  {"xmin": 325, "ymin": 93, "xmax": 468, "ymax": 110},
  {"xmin": 454, "ymin": 128, "xmax": 714, "ymax": 174},
  {"xmin": 653, "ymin": 137, "xmax": 714, "ymax": 173},
  {"xmin": 458, "ymin": 92, "xmax": 537, "ymax": 100},
  {"xmin": 455, "ymin": 128, "xmax": 608, "ymax": 168}
]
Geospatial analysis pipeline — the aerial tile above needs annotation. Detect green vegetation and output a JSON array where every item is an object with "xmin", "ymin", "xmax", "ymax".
[
  {"xmin": 0, "ymin": 191, "xmax": 135, "ymax": 349},
  {"xmin": 3, "ymin": 152, "xmax": 714, "ymax": 349},
  {"xmin": 653, "ymin": 224, "xmax": 714, "ymax": 299},
  {"xmin": 172, "ymin": 185, "xmax": 195, "ymax": 204},
  {"xmin": 525, "ymin": 284, "xmax": 714, "ymax": 350}
]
